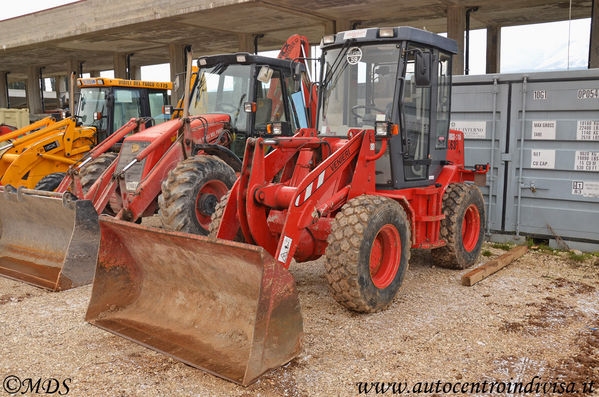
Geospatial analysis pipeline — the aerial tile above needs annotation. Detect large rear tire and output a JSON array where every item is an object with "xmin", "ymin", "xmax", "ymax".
[
  {"xmin": 34, "ymin": 172, "xmax": 66, "ymax": 191},
  {"xmin": 324, "ymin": 195, "xmax": 411, "ymax": 313},
  {"xmin": 432, "ymin": 183, "xmax": 485, "ymax": 269},
  {"xmin": 159, "ymin": 155, "xmax": 236, "ymax": 235},
  {"xmin": 79, "ymin": 152, "xmax": 118, "ymax": 193}
]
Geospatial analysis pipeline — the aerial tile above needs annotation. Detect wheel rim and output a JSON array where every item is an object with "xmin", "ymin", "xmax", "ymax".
[
  {"xmin": 195, "ymin": 179, "xmax": 228, "ymax": 230},
  {"xmin": 462, "ymin": 204, "xmax": 481, "ymax": 252},
  {"xmin": 369, "ymin": 224, "xmax": 401, "ymax": 289}
]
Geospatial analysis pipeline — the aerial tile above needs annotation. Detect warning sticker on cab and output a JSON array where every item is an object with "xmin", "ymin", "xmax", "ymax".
[
  {"xmin": 530, "ymin": 149, "xmax": 555, "ymax": 169},
  {"xmin": 575, "ymin": 151, "xmax": 599, "ymax": 172},
  {"xmin": 572, "ymin": 180, "xmax": 599, "ymax": 198},
  {"xmin": 577, "ymin": 120, "xmax": 599, "ymax": 141}
]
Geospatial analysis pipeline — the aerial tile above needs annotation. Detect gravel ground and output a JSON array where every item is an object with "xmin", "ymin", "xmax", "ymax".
[{"xmin": 1, "ymin": 243, "xmax": 598, "ymax": 396}]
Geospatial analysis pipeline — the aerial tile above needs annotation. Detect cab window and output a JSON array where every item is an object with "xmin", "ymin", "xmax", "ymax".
[
  {"xmin": 148, "ymin": 90, "xmax": 169, "ymax": 124},
  {"xmin": 254, "ymin": 69, "xmax": 287, "ymax": 132},
  {"xmin": 113, "ymin": 88, "xmax": 142, "ymax": 132}
]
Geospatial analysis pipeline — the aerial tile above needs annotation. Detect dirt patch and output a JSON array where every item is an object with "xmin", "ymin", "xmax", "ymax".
[
  {"xmin": 526, "ymin": 296, "xmax": 576, "ymax": 329},
  {"xmin": 499, "ymin": 321, "xmax": 526, "ymax": 333},
  {"xmin": 0, "ymin": 292, "xmax": 32, "ymax": 304},
  {"xmin": 552, "ymin": 323, "xmax": 599, "ymax": 395},
  {"xmin": 551, "ymin": 277, "xmax": 596, "ymax": 295}
]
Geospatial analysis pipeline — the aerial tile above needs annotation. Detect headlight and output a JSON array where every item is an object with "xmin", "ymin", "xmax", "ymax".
[
  {"xmin": 378, "ymin": 28, "xmax": 395, "ymax": 38},
  {"xmin": 266, "ymin": 121, "xmax": 291, "ymax": 136},
  {"xmin": 375, "ymin": 121, "xmax": 390, "ymax": 136},
  {"xmin": 322, "ymin": 35, "xmax": 335, "ymax": 45}
]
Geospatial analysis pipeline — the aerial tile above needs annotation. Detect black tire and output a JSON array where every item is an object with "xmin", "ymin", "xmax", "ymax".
[
  {"xmin": 79, "ymin": 152, "xmax": 118, "ymax": 193},
  {"xmin": 432, "ymin": 183, "xmax": 486, "ymax": 269},
  {"xmin": 159, "ymin": 155, "xmax": 236, "ymax": 235},
  {"xmin": 324, "ymin": 195, "xmax": 411, "ymax": 313},
  {"xmin": 208, "ymin": 191, "xmax": 245, "ymax": 242},
  {"xmin": 34, "ymin": 172, "xmax": 66, "ymax": 191}
]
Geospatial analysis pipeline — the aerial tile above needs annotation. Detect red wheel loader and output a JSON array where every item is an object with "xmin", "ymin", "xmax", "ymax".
[
  {"xmin": 85, "ymin": 27, "xmax": 488, "ymax": 385},
  {"xmin": 0, "ymin": 35, "xmax": 314, "ymax": 291}
]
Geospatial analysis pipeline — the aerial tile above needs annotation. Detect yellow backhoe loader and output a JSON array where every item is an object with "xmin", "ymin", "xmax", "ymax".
[{"xmin": 0, "ymin": 76, "xmax": 171, "ymax": 189}]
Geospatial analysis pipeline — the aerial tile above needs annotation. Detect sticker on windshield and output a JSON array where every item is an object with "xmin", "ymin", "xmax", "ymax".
[{"xmin": 346, "ymin": 47, "xmax": 363, "ymax": 65}]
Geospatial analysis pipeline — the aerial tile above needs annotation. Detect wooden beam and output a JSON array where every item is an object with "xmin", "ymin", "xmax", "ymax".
[{"xmin": 461, "ymin": 245, "xmax": 528, "ymax": 286}]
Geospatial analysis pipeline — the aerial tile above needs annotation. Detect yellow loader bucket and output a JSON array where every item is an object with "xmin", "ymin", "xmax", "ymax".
[
  {"xmin": 85, "ymin": 218, "xmax": 303, "ymax": 386},
  {"xmin": 0, "ymin": 186, "xmax": 100, "ymax": 290}
]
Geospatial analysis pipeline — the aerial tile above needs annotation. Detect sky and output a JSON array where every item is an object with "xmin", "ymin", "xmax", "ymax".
[{"xmin": 0, "ymin": 1, "xmax": 593, "ymax": 82}]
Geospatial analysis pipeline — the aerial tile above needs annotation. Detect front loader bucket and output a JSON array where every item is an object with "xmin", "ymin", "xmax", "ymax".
[
  {"xmin": 0, "ymin": 187, "xmax": 100, "ymax": 290},
  {"xmin": 85, "ymin": 218, "xmax": 303, "ymax": 386}
]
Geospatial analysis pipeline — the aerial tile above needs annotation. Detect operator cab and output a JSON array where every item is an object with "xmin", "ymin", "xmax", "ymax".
[
  {"xmin": 318, "ymin": 27, "xmax": 457, "ymax": 189},
  {"xmin": 191, "ymin": 53, "xmax": 311, "ymax": 157},
  {"xmin": 77, "ymin": 78, "xmax": 172, "ymax": 143}
]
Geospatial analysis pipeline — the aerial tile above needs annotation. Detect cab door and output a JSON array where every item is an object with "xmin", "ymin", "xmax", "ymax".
[{"xmin": 401, "ymin": 44, "xmax": 434, "ymax": 185}]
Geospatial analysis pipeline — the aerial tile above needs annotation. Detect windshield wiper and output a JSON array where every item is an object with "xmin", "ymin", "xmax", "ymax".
[
  {"xmin": 322, "ymin": 40, "xmax": 353, "ymax": 90},
  {"xmin": 211, "ymin": 63, "xmax": 228, "ymax": 75}
]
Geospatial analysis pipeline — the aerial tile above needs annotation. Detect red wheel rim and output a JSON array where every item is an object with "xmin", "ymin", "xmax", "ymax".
[
  {"xmin": 195, "ymin": 179, "xmax": 228, "ymax": 230},
  {"xmin": 462, "ymin": 204, "xmax": 481, "ymax": 252},
  {"xmin": 369, "ymin": 224, "xmax": 401, "ymax": 289}
]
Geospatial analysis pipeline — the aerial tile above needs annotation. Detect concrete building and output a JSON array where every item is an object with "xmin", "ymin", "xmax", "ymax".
[{"xmin": 0, "ymin": 0, "xmax": 597, "ymax": 113}]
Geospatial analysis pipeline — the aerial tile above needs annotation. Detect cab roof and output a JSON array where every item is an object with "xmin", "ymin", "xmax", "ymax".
[
  {"xmin": 77, "ymin": 78, "xmax": 172, "ymax": 90},
  {"xmin": 321, "ymin": 27, "xmax": 458, "ymax": 54},
  {"xmin": 197, "ymin": 52, "xmax": 306, "ymax": 74}
]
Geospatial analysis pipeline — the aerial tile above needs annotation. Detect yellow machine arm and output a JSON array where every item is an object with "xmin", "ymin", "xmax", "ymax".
[{"xmin": 0, "ymin": 118, "xmax": 96, "ymax": 189}]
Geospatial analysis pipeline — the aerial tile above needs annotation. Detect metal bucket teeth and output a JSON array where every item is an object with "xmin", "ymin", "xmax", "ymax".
[
  {"xmin": 0, "ymin": 187, "xmax": 100, "ymax": 290},
  {"xmin": 85, "ymin": 218, "xmax": 303, "ymax": 386}
]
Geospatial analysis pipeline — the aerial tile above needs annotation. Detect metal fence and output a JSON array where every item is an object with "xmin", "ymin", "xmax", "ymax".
[{"xmin": 451, "ymin": 69, "xmax": 599, "ymax": 247}]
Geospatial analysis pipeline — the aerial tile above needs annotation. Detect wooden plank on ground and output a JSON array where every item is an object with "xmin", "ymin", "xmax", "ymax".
[{"xmin": 461, "ymin": 245, "xmax": 528, "ymax": 286}]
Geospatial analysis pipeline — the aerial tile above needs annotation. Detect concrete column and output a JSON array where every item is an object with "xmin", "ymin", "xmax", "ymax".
[
  {"xmin": 113, "ymin": 53, "xmax": 127, "ymax": 79},
  {"xmin": 66, "ymin": 59, "xmax": 79, "ymax": 78},
  {"xmin": 324, "ymin": 20, "xmax": 335, "ymax": 35},
  {"xmin": 591, "ymin": 0, "xmax": 599, "ymax": 68},
  {"xmin": 335, "ymin": 20, "xmax": 352, "ymax": 33},
  {"xmin": 447, "ymin": 6, "xmax": 466, "ymax": 76},
  {"xmin": 26, "ymin": 66, "xmax": 43, "ymax": 114},
  {"xmin": 0, "ymin": 72, "xmax": 8, "ymax": 108},
  {"xmin": 66, "ymin": 59, "xmax": 80, "ymax": 111},
  {"xmin": 55, "ymin": 76, "xmax": 62, "ymax": 108},
  {"xmin": 486, "ymin": 25, "xmax": 501, "ymax": 74},
  {"xmin": 169, "ymin": 43, "xmax": 186, "ymax": 106},
  {"xmin": 238, "ymin": 34, "xmax": 253, "ymax": 52},
  {"xmin": 131, "ymin": 65, "xmax": 142, "ymax": 80}
]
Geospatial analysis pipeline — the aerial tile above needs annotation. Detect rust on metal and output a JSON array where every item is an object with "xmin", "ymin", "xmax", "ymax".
[
  {"xmin": 0, "ymin": 186, "xmax": 100, "ymax": 290},
  {"xmin": 86, "ymin": 217, "xmax": 303, "ymax": 386}
]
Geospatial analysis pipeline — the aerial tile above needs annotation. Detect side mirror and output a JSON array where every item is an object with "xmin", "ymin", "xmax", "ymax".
[
  {"xmin": 173, "ymin": 75, "xmax": 181, "ymax": 93},
  {"xmin": 257, "ymin": 66, "xmax": 273, "ymax": 83},
  {"xmin": 93, "ymin": 112, "xmax": 103, "ymax": 121},
  {"xmin": 415, "ymin": 50, "xmax": 432, "ymax": 87}
]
